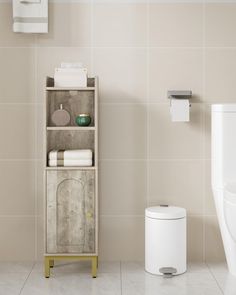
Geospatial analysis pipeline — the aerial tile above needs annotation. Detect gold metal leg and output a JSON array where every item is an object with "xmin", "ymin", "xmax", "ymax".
[
  {"xmin": 44, "ymin": 257, "xmax": 50, "ymax": 278},
  {"xmin": 91, "ymin": 256, "xmax": 97, "ymax": 278},
  {"xmin": 44, "ymin": 256, "xmax": 98, "ymax": 278},
  {"xmin": 49, "ymin": 259, "xmax": 54, "ymax": 268}
]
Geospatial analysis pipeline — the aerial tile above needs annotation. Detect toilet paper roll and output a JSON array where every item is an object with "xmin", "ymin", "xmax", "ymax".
[{"xmin": 170, "ymin": 99, "xmax": 189, "ymax": 122}]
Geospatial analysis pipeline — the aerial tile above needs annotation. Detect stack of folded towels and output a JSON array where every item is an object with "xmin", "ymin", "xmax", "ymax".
[
  {"xmin": 54, "ymin": 62, "xmax": 87, "ymax": 88},
  {"xmin": 48, "ymin": 149, "xmax": 92, "ymax": 167}
]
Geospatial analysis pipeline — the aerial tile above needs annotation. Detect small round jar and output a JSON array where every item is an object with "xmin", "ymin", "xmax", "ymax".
[{"xmin": 76, "ymin": 114, "xmax": 91, "ymax": 126}]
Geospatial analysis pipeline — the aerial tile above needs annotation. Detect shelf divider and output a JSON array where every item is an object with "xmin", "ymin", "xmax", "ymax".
[
  {"xmin": 46, "ymin": 87, "xmax": 95, "ymax": 91},
  {"xmin": 47, "ymin": 126, "xmax": 95, "ymax": 131},
  {"xmin": 46, "ymin": 166, "xmax": 97, "ymax": 170}
]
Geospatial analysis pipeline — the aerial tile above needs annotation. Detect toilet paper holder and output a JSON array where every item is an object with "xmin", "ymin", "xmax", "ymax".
[{"xmin": 167, "ymin": 90, "xmax": 192, "ymax": 107}]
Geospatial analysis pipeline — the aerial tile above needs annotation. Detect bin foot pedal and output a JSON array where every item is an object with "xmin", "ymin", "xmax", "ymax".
[{"xmin": 159, "ymin": 267, "xmax": 177, "ymax": 278}]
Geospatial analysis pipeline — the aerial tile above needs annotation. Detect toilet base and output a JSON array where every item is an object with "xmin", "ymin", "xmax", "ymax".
[{"xmin": 213, "ymin": 189, "xmax": 236, "ymax": 276}]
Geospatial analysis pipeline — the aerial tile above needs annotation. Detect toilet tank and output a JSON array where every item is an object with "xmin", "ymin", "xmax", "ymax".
[{"xmin": 212, "ymin": 104, "xmax": 236, "ymax": 190}]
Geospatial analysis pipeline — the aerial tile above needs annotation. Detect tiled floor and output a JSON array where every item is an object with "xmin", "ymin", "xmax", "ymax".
[{"xmin": 0, "ymin": 261, "xmax": 234, "ymax": 295}]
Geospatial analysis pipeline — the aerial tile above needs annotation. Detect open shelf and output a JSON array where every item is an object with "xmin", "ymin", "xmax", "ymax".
[
  {"xmin": 46, "ymin": 76, "xmax": 96, "ymax": 88},
  {"xmin": 47, "ymin": 130, "xmax": 94, "ymax": 153},
  {"xmin": 46, "ymin": 90, "xmax": 95, "ymax": 127},
  {"xmin": 47, "ymin": 127, "xmax": 95, "ymax": 131}
]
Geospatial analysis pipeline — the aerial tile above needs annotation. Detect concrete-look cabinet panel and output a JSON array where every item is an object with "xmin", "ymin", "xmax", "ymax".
[
  {"xmin": 46, "ymin": 170, "xmax": 95, "ymax": 254},
  {"xmin": 44, "ymin": 77, "xmax": 98, "ymax": 278}
]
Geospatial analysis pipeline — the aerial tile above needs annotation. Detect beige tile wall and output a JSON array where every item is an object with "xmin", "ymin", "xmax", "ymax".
[{"xmin": 0, "ymin": 0, "xmax": 231, "ymax": 262}]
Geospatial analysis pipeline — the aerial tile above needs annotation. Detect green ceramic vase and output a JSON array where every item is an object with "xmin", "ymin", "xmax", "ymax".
[{"xmin": 76, "ymin": 114, "xmax": 91, "ymax": 126}]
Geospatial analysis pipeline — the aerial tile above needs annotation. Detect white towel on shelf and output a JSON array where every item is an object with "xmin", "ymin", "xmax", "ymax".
[
  {"xmin": 54, "ymin": 68, "xmax": 87, "ymax": 87},
  {"xmin": 48, "ymin": 159, "xmax": 93, "ymax": 167},
  {"xmin": 13, "ymin": 0, "xmax": 48, "ymax": 33},
  {"xmin": 61, "ymin": 62, "xmax": 84, "ymax": 69},
  {"xmin": 48, "ymin": 149, "xmax": 93, "ymax": 161}
]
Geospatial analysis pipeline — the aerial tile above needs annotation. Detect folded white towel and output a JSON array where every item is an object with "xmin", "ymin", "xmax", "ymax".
[
  {"xmin": 54, "ymin": 78, "xmax": 87, "ymax": 88},
  {"xmin": 48, "ymin": 159, "xmax": 92, "ymax": 167},
  {"xmin": 13, "ymin": 0, "xmax": 48, "ymax": 33},
  {"xmin": 48, "ymin": 149, "xmax": 93, "ymax": 161},
  {"xmin": 56, "ymin": 68, "xmax": 87, "ymax": 74},
  {"xmin": 61, "ymin": 62, "xmax": 84, "ymax": 69},
  {"xmin": 54, "ymin": 67, "xmax": 87, "ymax": 87}
]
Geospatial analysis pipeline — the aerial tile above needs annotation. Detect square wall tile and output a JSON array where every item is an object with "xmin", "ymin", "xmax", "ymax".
[
  {"xmin": 0, "ymin": 105, "xmax": 35, "ymax": 159},
  {"xmin": 36, "ymin": 161, "xmax": 44, "ymax": 217},
  {"xmin": 0, "ymin": 161, "xmax": 35, "ymax": 215},
  {"xmin": 36, "ymin": 104, "xmax": 44, "ymax": 160},
  {"xmin": 99, "ymin": 104, "xmax": 147, "ymax": 159},
  {"xmin": 99, "ymin": 160, "xmax": 147, "ymax": 215},
  {"xmin": 36, "ymin": 216, "xmax": 44, "ymax": 261},
  {"xmin": 149, "ymin": 3, "xmax": 203, "ymax": 47},
  {"xmin": 93, "ymin": 48, "xmax": 147, "ymax": 103},
  {"xmin": 205, "ymin": 49, "xmax": 236, "ymax": 102},
  {"xmin": 99, "ymin": 216, "xmax": 144, "ymax": 261},
  {"xmin": 0, "ymin": 48, "xmax": 35, "ymax": 103},
  {"xmin": 0, "ymin": 217, "xmax": 35, "ymax": 261},
  {"xmin": 148, "ymin": 160, "xmax": 204, "ymax": 215},
  {"xmin": 149, "ymin": 48, "xmax": 203, "ymax": 103},
  {"xmin": 205, "ymin": 216, "xmax": 226, "ymax": 263},
  {"xmin": 0, "ymin": 3, "xmax": 35, "ymax": 47},
  {"xmin": 37, "ymin": 47, "xmax": 91, "ymax": 103},
  {"xmin": 93, "ymin": 3, "xmax": 147, "ymax": 47},
  {"xmin": 206, "ymin": 4, "xmax": 236, "ymax": 47},
  {"xmin": 187, "ymin": 216, "xmax": 204, "ymax": 262},
  {"xmin": 204, "ymin": 103, "xmax": 211, "ymax": 159},
  {"xmin": 148, "ymin": 104, "xmax": 204, "ymax": 160},
  {"xmin": 36, "ymin": 3, "xmax": 91, "ymax": 47},
  {"xmin": 204, "ymin": 160, "xmax": 216, "ymax": 215}
]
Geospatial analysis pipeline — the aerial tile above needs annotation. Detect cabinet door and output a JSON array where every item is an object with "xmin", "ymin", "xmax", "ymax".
[{"xmin": 46, "ymin": 170, "xmax": 95, "ymax": 254}]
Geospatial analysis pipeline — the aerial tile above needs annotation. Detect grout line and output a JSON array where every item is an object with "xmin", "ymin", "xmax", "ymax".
[
  {"xmin": 0, "ymin": 158, "xmax": 210, "ymax": 162},
  {"xmin": 98, "ymin": 102, "xmax": 216, "ymax": 105},
  {"xmin": 90, "ymin": 0, "xmax": 94, "ymax": 76},
  {"xmin": 0, "ymin": 159, "xmax": 39, "ymax": 161},
  {"xmin": 19, "ymin": 262, "xmax": 36, "ymax": 295},
  {"xmin": 202, "ymin": 0, "xmax": 207, "ymax": 263},
  {"xmin": 34, "ymin": 34, "xmax": 38, "ymax": 262},
  {"xmin": 100, "ymin": 214, "xmax": 145, "ymax": 218},
  {"xmin": 2, "ymin": 45, "xmax": 236, "ymax": 49},
  {"xmin": 120, "ymin": 261, "xmax": 123, "ymax": 295},
  {"xmin": 205, "ymin": 263, "xmax": 224, "ymax": 295},
  {"xmin": 99, "ymin": 214, "xmax": 212, "ymax": 217},
  {"xmin": 146, "ymin": 0, "xmax": 149, "ymax": 209},
  {"xmin": 0, "ymin": 102, "xmax": 43, "ymax": 105},
  {"xmin": 99, "ymin": 158, "xmax": 208, "ymax": 162},
  {"xmin": 0, "ymin": 215, "xmax": 36, "ymax": 218},
  {"xmin": 0, "ymin": 101, "xmax": 225, "ymax": 106}
]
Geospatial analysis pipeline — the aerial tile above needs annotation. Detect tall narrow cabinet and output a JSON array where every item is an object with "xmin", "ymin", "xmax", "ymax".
[{"xmin": 44, "ymin": 77, "xmax": 98, "ymax": 278}]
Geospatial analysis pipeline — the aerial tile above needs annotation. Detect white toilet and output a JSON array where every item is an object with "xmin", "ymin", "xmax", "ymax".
[{"xmin": 212, "ymin": 104, "xmax": 236, "ymax": 276}]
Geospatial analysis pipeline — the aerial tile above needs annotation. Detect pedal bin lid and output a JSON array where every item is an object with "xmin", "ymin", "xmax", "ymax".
[{"xmin": 145, "ymin": 206, "xmax": 186, "ymax": 220}]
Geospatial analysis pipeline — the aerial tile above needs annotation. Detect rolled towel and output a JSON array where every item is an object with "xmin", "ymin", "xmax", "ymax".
[
  {"xmin": 48, "ymin": 159, "xmax": 92, "ymax": 167},
  {"xmin": 48, "ymin": 149, "xmax": 92, "ymax": 161}
]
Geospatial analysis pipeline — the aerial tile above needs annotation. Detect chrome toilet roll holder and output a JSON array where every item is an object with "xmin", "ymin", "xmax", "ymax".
[{"xmin": 167, "ymin": 90, "xmax": 192, "ymax": 107}]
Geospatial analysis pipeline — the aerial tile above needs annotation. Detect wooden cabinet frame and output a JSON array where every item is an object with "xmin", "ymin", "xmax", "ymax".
[{"xmin": 44, "ymin": 77, "xmax": 98, "ymax": 278}]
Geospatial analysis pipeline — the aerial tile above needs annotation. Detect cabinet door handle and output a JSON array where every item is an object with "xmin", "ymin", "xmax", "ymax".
[{"xmin": 86, "ymin": 212, "xmax": 93, "ymax": 218}]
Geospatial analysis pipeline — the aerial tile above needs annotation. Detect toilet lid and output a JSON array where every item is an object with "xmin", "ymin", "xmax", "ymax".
[{"xmin": 145, "ymin": 206, "xmax": 186, "ymax": 220}]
